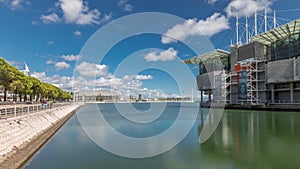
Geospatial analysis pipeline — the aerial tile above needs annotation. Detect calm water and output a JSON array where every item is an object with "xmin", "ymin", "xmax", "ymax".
[{"xmin": 22, "ymin": 103, "xmax": 300, "ymax": 169}]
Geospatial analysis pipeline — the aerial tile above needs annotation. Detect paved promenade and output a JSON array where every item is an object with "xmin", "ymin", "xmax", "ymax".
[{"xmin": 0, "ymin": 103, "xmax": 70, "ymax": 119}]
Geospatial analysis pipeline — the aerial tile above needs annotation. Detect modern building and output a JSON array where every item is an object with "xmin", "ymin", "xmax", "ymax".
[{"xmin": 183, "ymin": 18, "xmax": 300, "ymax": 110}]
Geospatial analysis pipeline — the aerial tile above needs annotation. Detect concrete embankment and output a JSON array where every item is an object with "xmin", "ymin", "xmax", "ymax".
[
  {"xmin": 0, "ymin": 104, "xmax": 82, "ymax": 169},
  {"xmin": 201, "ymin": 102, "xmax": 300, "ymax": 111}
]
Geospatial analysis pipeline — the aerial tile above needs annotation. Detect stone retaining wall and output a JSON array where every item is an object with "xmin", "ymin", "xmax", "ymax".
[{"xmin": 0, "ymin": 104, "xmax": 82, "ymax": 169}]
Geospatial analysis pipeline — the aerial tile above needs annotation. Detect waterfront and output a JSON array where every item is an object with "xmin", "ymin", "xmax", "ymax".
[
  {"xmin": 22, "ymin": 103, "xmax": 300, "ymax": 169},
  {"xmin": 0, "ymin": 104, "xmax": 81, "ymax": 169}
]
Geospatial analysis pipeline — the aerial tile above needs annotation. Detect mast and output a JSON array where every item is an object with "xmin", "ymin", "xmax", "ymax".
[
  {"xmin": 264, "ymin": 8, "xmax": 267, "ymax": 32},
  {"xmin": 236, "ymin": 15, "xmax": 239, "ymax": 45},
  {"xmin": 273, "ymin": 10, "xmax": 277, "ymax": 28},
  {"xmin": 246, "ymin": 17, "xmax": 249, "ymax": 44},
  {"xmin": 254, "ymin": 10, "xmax": 257, "ymax": 35}
]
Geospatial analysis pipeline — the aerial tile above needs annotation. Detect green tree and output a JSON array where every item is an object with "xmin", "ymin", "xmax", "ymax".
[
  {"xmin": 22, "ymin": 76, "xmax": 33, "ymax": 102},
  {"xmin": 0, "ymin": 58, "xmax": 21, "ymax": 101},
  {"xmin": 28, "ymin": 77, "xmax": 43, "ymax": 101},
  {"xmin": 10, "ymin": 77, "xmax": 25, "ymax": 101},
  {"xmin": 0, "ymin": 57, "xmax": 72, "ymax": 103}
]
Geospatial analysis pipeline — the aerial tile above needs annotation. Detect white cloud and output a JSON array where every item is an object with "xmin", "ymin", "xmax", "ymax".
[
  {"xmin": 117, "ymin": 0, "xmax": 133, "ymax": 12},
  {"xmin": 8, "ymin": 60, "xmax": 22, "ymax": 69},
  {"xmin": 58, "ymin": 0, "xmax": 100, "ymax": 25},
  {"xmin": 162, "ymin": 13, "xmax": 229, "ymax": 44},
  {"xmin": 0, "ymin": 0, "xmax": 28, "ymax": 10},
  {"xmin": 55, "ymin": 61, "xmax": 71, "ymax": 70},
  {"xmin": 225, "ymin": 0, "xmax": 273, "ymax": 17},
  {"xmin": 123, "ymin": 4, "xmax": 133, "ymax": 12},
  {"xmin": 74, "ymin": 30, "xmax": 82, "ymax": 37},
  {"xmin": 101, "ymin": 13, "xmax": 112, "ymax": 23},
  {"xmin": 31, "ymin": 72, "xmax": 73, "ymax": 91},
  {"xmin": 31, "ymin": 71, "xmax": 178, "ymax": 98},
  {"xmin": 144, "ymin": 48, "xmax": 178, "ymax": 62},
  {"xmin": 11, "ymin": 0, "xmax": 23, "ymax": 7},
  {"xmin": 61, "ymin": 54, "xmax": 81, "ymax": 61},
  {"xmin": 31, "ymin": 21, "xmax": 38, "ymax": 25},
  {"xmin": 40, "ymin": 13, "xmax": 61, "ymax": 24},
  {"xmin": 76, "ymin": 62, "xmax": 108, "ymax": 78},
  {"xmin": 46, "ymin": 60, "xmax": 55, "ymax": 65},
  {"xmin": 31, "ymin": 72, "xmax": 47, "ymax": 80},
  {"xmin": 135, "ymin": 75, "xmax": 153, "ymax": 80},
  {"xmin": 122, "ymin": 75, "xmax": 153, "ymax": 81},
  {"xmin": 47, "ymin": 41, "xmax": 54, "ymax": 45},
  {"xmin": 40, "ymin": 0, "xmax": 112, "ymax": 25},
  {"xmin": 11, "ymin": 0, "xmax": 21, "ymax": 8},
  {"xmin": 207, "ymin": 0, "xmax": 219, "ymax": 5}
]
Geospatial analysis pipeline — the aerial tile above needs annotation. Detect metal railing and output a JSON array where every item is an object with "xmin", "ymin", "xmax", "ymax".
[{"xmin": 0, "ymin": 102, "xmax": 72, "ymax": 119}]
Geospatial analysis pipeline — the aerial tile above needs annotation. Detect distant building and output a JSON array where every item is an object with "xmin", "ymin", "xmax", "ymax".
[
  {"xmin": 21, "ymin": 62, "xmax": 30, "ymax": 76},
  {"xmin": 74, "ymin": 90, "xmax": 119, "ymax": 102}
]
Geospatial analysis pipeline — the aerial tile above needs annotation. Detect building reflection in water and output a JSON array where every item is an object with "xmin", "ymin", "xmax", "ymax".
[{"xmin": 198, "ymin": 109, "xmax": 300, "ymax": 168}]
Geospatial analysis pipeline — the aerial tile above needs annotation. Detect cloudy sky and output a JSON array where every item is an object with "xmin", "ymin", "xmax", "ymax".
[{"xmin": 0, "ymin": 0, "xmax": 300, "ymax": 98}]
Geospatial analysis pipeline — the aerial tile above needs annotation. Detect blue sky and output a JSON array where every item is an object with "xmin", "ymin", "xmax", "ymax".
[{"xmin": 0, "ymin": 0, "xmax": 300, "ymax": 98}]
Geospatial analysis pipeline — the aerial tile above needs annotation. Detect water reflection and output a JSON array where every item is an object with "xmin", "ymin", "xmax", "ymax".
[
  {"xmin": 22, "ymin": 103, "xmax": 300, "ymax": 169},
  {"xmin": 198, "ymin": 109, "xmax": 300, "ymax": 169}
]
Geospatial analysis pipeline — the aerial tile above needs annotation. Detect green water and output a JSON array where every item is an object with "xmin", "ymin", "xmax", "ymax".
[{"xmin": 22, "ymin": 103, "xmax": 300, "ymax": 169}]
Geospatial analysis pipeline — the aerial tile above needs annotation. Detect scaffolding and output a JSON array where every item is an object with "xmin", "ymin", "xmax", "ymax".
[
  {"xmin": 227, "ymin": 59, "xmax": 267, "ymax": 104},
  {"xmin": 221, "ymin": 70, "xmax": 230, "ymax": 102},
  {"xmin": 247, "ymin": 62, "xmax": 258, "ymax": 103}
]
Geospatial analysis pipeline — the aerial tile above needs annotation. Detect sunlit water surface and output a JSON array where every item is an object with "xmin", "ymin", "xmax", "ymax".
[{"xmin": 22, "ymin": 103, "xmax": 300, "ymax": 169}]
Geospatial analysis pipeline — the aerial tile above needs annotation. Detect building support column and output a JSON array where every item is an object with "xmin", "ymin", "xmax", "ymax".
[
  {"xmin": 290, "ymin": 82, "xmax": 294, "ymax": 103},
  {"xmin": 200, "ymin": 91, "xmax": 203, "ymax": 103},
  {"xmin": 271, "ymin": 84, "xmax": 275, "ymax": 103}
]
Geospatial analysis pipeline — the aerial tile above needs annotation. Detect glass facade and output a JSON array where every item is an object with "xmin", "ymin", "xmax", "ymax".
[
  {"xmin": 270, "ymin": 32, "xmax": 300, "ymax": 61},
  {"xmin": 199, "ymin": 57, "xmax": 229, "ymax": 75}
]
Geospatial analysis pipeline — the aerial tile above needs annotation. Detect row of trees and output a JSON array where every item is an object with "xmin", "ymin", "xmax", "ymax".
[{"xmin": 0, "ymin": 57, "xmax": 73, "ymax": 102}]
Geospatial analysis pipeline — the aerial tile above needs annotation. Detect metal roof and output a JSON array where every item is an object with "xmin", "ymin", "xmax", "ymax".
[
  {"xmin": 251, "ymin": 18, "xmax": 300, "ymax": 45},
  {"xmin": 182, "ymin": 49, "xmax": 230, "ymax": 64}
]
